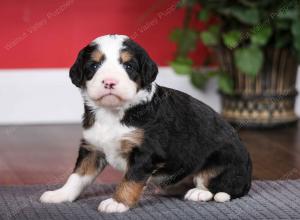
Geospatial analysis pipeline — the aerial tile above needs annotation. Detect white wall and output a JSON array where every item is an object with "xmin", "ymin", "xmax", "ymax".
[{"xmin": 0, "ymin": 67, "xmax": 299, "ymax": 125}]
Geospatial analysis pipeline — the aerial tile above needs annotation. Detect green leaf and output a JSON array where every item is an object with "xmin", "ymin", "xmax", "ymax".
[
  {"xmin": 277, "ymin": 8, "xmax": 298, "ymax": 20},
  {"xmin": 179, "ymin": 30, "xmax": 198, "ymax": 55},
  {"xmin": 225, "ymin": 7, "xmax": 260, "ymax": 25},
  {"xmin": 292, "ymin": 20, "xmax": 300, "ymax": 37},
  {"xmin": 200, "ymin": 32, "xmax": 218, "ymax": 46},
  {"xmin": 177, "ymin": 0, "xmax": 197, "ymax": 7},
  {"xmin": 218, "ymin": 6, "xmax": 260, "ymax": 24},
  {"xmin": 190, "ymin": 71, "xmax": 208, "ymax": 89},
  {"xmin": 297, "ymin": 50, "xmax": 300, "ymax": 62},
  {"xmin": 275, "ymin": 20, "xmax": 291, "ymax": 30},
  {"xmin": 234, "ymin": 46, "xmax": 264, "ymax": 76},
  {"xmin": 237, "ymin": 0, "xmax": 259, "ymax": 7},
  {"xmin": 250, "ymin": 25, "xmax": 272, "ymax": 46},
  {"xmin": 222, "ymin": 30, "xmax": 241, "ymax": 49},
  {"xmin": 209, "ymin": 25, "xmax": 220, "ymax": 34},
  {"xmin": 200, "ymin": 25, "xmax": 220, "ymax": 46},
  {"xmin": 198, "ymin": 8, "xmax": 210, "ymax": 21},
  {"xmin": 275, "ymin": 34, "xmax": 291, "ymax": 48},
  {"xmin": 170, "ymin": 28, "xmax": 182, "ymax": 42},
  {"xmin": 218, "ymin": 74, "xmax": 234, "ymax": 94},
  {"xmin": 294, "ymin": 41, "xmax": 300, "ymax": 51},
  {"xmin": 207, "ymin": 70, "xmax": 218, "ymax": 77},
  {"xmin": 294, "ymin": 37, "xmax": 300, "ymax": 51},
  {"xmin": 170, "ymin": 57, "xmax": 193, "ymax": 75},
  {"xmin": 292, "ymin": 20, "xmax": 300, "ymax": 50},
  {"xmin": 170, "ymin": 28, "xmax": 198, "ymax": 56}
]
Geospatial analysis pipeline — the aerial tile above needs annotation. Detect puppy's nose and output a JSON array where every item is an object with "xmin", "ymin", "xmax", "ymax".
[{"xmin": 102, "ymin": 79, "xmax": 118, "ymax": 89}]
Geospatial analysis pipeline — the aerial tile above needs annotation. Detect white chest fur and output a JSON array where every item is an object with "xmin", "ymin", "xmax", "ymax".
[{"xmin": 83, "ymin": 108, "xmax": 134, "ymax": 171}]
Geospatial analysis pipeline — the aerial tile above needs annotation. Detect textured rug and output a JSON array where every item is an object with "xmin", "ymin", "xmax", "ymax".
[{"xmin": 0, "ymin": 180, "xmax": 300, "ymax": 220}]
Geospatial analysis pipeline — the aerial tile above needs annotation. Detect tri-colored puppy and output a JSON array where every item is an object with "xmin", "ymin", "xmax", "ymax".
[{"xmin": 40, "ymin": 34, "xmax": 252, "ymax": 213}]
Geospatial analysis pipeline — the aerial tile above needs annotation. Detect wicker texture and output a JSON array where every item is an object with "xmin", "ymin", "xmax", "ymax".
[{"xmin": 217, "ymin": 48, "xmax": 298, "ymax": 127}]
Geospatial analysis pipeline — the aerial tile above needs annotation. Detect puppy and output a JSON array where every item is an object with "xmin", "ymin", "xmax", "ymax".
[{"xmin": 40, "ymin": 34, "xmax": 252, "ymax": 213}]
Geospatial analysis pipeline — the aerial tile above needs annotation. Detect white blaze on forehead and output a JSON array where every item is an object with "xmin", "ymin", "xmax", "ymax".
[
  {"xmin": 92, "ymin": 35, "xmax": 129, "ymax": 59},
  {"xmin": 86, "ymin": 34, "xmax": 138, "ymax": 107}
]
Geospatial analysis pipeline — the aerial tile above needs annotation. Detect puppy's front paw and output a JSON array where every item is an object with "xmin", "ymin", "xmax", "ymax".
[
  {"xmin": 98, "ymin": 198, "xmax": 129, "ymax": 213},
  {"xmin": 40, "ymin": 190, "xmax": 74, "ymax": 203},
  {"xmin": 184, "ymin": 188, "xmax": 213, "ymax": 202}
]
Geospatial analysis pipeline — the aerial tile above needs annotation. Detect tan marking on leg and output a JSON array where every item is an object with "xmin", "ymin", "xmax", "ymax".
[
  {"xmin": 120, "ymin": 129, "xmax": 144, "ymax": 156},
  {"xmin": 194, "ymin": 167, "xmax": 222, "ymax": 189},
  {"xmin": 75, "ymin": 143, "xmax": 106, "ymax": 176},
  {"xmin": 113, "ymin": 180, "xmax": 144, "ymax": 207},
  {"xmin": 120, "ymin": 51, "xmax": 133, "ymax": 63}
]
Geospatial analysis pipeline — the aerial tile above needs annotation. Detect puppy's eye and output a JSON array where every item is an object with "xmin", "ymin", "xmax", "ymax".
[
  {"xmin": 123, "ymin": 63, "xmax": 132, "ymax": 70},
  {"xmin": 92, "ymin": 63, "xmax": 101, "ymax": 69}
]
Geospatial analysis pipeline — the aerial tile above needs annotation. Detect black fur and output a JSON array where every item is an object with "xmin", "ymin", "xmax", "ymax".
[
  {"xmin": 73, "ymin": 139, "xmax": 107, "ymax": 173},
  {"xmin": 122, "ymin": 39, "xmax": 158, "ymax": 88},
  {"xmin": 122, "ymin": 86, "xmax": 252, "ymax": 199},
  {"xmin": 73, "ymin": 142, "xmax": 92, "ymax": 172},
  {"xmin": 82, "ymin": 104, "xmax": 95, "ymax": 129},
  {"xmin": 69, "ymin": 44, "xmax": 105, "ymax": 88},
  {"xmin": 70, "ymin": 35, "xmax": 252, "ymax": 201}
]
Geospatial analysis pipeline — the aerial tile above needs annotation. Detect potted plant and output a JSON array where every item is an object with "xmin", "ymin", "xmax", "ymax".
[{"xmin": 170, "ymin": 0, "xmax": 300, "ymax": 128}]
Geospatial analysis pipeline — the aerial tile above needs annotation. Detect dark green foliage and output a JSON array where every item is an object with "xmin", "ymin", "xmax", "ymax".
[{"xmin": 170, "ymin": 0, "xmax": 300, "ymax": 94}]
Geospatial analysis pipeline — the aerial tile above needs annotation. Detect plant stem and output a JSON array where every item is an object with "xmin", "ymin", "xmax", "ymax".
[{"xmin": 176, "ymin": 5, "xmax": 193, "ymax": 57}]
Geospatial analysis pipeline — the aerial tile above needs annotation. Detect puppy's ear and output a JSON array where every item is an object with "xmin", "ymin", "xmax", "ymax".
[
  {"xmin": 69, "ymin": 47, "xmax": 86, "ymax": 88},
  {"xmin": 123, "ymin": 39, "xmax": 158, "ymax": 88},
  {"xmin": 70, "ymin": 44, "xmax": 97, "ymax": 87},
  {"xmin": 141, "ymin": 54, "xmax": 158, "ymax": 87}
]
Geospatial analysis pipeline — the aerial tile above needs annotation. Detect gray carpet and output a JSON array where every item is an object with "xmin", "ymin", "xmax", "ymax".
[{"xmin": 1, "ymin": 180, "xmax": 300, "ymax": 220}]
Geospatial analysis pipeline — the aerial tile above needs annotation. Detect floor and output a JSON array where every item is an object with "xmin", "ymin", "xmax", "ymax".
[{"xmin": 0, "ymin": 122, "xmax": 299, "ymax": 185}]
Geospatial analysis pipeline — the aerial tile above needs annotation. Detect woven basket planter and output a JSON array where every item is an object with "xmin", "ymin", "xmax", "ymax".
[{"xmin": 217, "ymin": 48, "xmax": 298, "ymax": 128}]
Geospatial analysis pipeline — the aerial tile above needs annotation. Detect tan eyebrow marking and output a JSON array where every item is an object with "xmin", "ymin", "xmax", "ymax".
[
  {"xmin": 120, "ymin": 51, "xmax": 133, "ymax": 63},
  {"xmin": 91, "ymin": 50, "xmax": 104, "ymax": 62}
]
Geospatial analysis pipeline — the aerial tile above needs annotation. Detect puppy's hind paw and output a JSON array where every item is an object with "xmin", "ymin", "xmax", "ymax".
[
  {"xmin": 214, "ymin": 192, "xmax": 231, "ymax": 202},
  {"xmin": 98, "ymin": 198, "xmax": 129, "ymax": 213}
]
